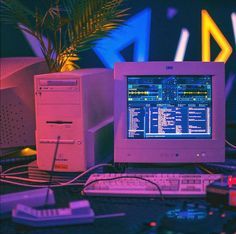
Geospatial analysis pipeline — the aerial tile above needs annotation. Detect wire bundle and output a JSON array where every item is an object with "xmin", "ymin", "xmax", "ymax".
[{"xmin": 0, "ymin": 163, "xmax": 113, "ymax": 188}]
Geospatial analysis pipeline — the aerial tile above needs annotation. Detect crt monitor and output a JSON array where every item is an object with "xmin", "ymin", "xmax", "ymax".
[
  {"xmin": 0, "ymin": 57, "xmax": 48, "ymax": 156},
  {"xmin": 114, "ymin": 62, "xmax": 225, "ymax": 164}
]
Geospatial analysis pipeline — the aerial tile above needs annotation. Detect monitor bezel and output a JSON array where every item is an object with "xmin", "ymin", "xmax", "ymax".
[{"xmin": 114, "ymin": 61, "xmax": 225, "ymax": 164}]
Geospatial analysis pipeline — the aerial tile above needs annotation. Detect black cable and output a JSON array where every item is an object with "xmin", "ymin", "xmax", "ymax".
[
  {"xmin": 44, "ymin": 135, "xmax": 61, "ymax": 205},
  {"xmin": 82, "ymin": 175, "xmax": 164, "ymax": 201},
  {"xmin": 196, "ymin": 164, "xmax": 214, "ymax": 174},
  {"xmin": 225, "ymin": 139, "xmax": 236, "ymax": 149}
]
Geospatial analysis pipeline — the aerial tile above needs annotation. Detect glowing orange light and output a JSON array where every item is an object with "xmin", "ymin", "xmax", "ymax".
[
  {"xmin": 21, "ymin": 147, "xmax": 36, "ymax": 156},
  {"xmin": 202, "ymin": 10, "xmax": 232, "ymax": 63}
]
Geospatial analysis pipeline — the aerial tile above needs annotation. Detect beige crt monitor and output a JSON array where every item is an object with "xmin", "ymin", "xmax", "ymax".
[
  {"xmin": 0, "ymin": 57, "xmax": 48, "ymax": 156},
  {"xmin": 114, "ymin": 62, "xmax": 225, "ymax": 164}
]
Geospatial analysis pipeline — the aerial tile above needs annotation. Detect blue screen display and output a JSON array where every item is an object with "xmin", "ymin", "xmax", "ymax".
[{"xmin": 127, "ymin": 76, "xmax": 212, "ymax": 139}]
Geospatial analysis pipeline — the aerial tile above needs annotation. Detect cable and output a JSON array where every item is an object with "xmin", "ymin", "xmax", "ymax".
[
  {"xmin": 0, "ymin": 179, "xmax": 59, "ymax": 188},
  {"xmin": 95, "ymin": 213, "xmax": 126, "ymax": 219},
  {"xmin": 197, "ymin": 164, "xmax": 213, "ymax": 174},
  {"xmin": 0, "ymin": 178, "xmax": 84, "ymax": 188},
  {"xmin": 1, "ymin": 163, "xmax": 112, "ymax": 186},
  {"xmin": 45, "ymin": 135, "xmax": 60, "ymax": 205},
  {"xmin": 0, "ymin": 173, "xmax": 87, "ymax": 185},
  {"xmin": 1, "ymin": 171, "xmax": 28, "ymax": 176},
  {"xmin": 0, "ymin": 163, "xmax": 112, "ymax": 187},
  {"xmin": 1, "ymin": 164, "xmax": 33, "ymax": 175},
  {"xmin": 1, "ymin": 160, "xmax": 112, "ymax": 190},
  {"xmin": 60, "ymin": 163, "xmax": 113, "ymax": 186},
  {"xmin": 0, "ymin": 175, "xmax": 51, "ymax": 183},
  {"xmin": 225, "ymin": 139, "xmax": 236, "ymax": 149},
  {"xmin": 81, "ymin": 175, "xmax": 164, "ymax": 201}
]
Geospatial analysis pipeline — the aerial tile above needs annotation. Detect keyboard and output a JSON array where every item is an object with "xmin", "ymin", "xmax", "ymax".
[{"xmin": 83, "ymin": 173, "xmax": 222, "ymax": 197}]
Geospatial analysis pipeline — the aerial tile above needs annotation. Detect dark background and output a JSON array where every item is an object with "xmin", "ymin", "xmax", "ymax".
[{"xmin": 1, "ymin": 0, "xmax": 235, "ymax": 141}]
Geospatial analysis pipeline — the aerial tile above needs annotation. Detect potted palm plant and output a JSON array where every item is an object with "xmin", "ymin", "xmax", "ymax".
[{"xmin": 1, "ymin": 0, "xmax": 128, "ymax": 72}]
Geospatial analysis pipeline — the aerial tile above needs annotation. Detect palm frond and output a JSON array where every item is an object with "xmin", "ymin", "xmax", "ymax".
[
  {"xmin": 64, "ymin": 0, "xmax": 129, "ymax": 52},
  {"xmin": 0, "ymin": 0, "xmax": 129, "ymax": 72},
  {"xmin": 0, "ymin": 0, "xmax": 35, "ymax": 29}
]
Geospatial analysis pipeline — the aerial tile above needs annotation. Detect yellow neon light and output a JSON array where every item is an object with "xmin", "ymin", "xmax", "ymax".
[{"xmin": 202, "ymin": 9, "xmax": 232, "ymax": 63}]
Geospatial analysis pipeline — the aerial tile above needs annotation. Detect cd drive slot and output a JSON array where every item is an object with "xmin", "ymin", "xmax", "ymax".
[
  {"xmin": 40, "ymin": 79, "xmax": 77, "ymax": 86},
  {"xmin": 46, "ymin": 121, "xmax": 73, "ymax": 124},
  {"xmin": 40, "ymin": 139, "xmax": 75, "ymax": 144}
]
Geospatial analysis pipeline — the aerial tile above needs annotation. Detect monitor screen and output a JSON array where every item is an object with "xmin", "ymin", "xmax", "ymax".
[{"xmin": 127, "ymin": 75, "xmax": 212, "ymax": 139}]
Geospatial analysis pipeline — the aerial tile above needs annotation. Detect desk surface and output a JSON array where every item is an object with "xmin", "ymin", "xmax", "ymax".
[
  {"xmin": 1, "ymin": 155, "xmax": 236, "ymax": 234},
  {"xmin": 1, "ymin": 184, "xmax": 236, "ymax": 234}
]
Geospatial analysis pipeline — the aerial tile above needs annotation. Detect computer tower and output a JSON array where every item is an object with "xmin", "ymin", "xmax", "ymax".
[{"xmin": 34, "ymin": 69, "xmax": 113, "ymax": 172}]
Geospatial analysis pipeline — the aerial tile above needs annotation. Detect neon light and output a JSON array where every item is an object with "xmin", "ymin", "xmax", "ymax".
[
  {"xmin": 174, "ymin": 28, "xmax": 189, "ymax": 61},
  {"xmin": 201, "ymin": 10, "xmax": 233, "ymax": 63},
  {"xmin": 231, "ymin": 13, "xmax": 236, "ymax": 46},
  {"xmin": 93, "ymin": 8, "xmax": 151, "ymax": 68}
]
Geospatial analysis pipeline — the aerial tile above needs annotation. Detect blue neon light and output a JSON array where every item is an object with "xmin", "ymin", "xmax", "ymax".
[{"xmin": 93, "ymin": 8, "xmax": 151, "ymax": 68}]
